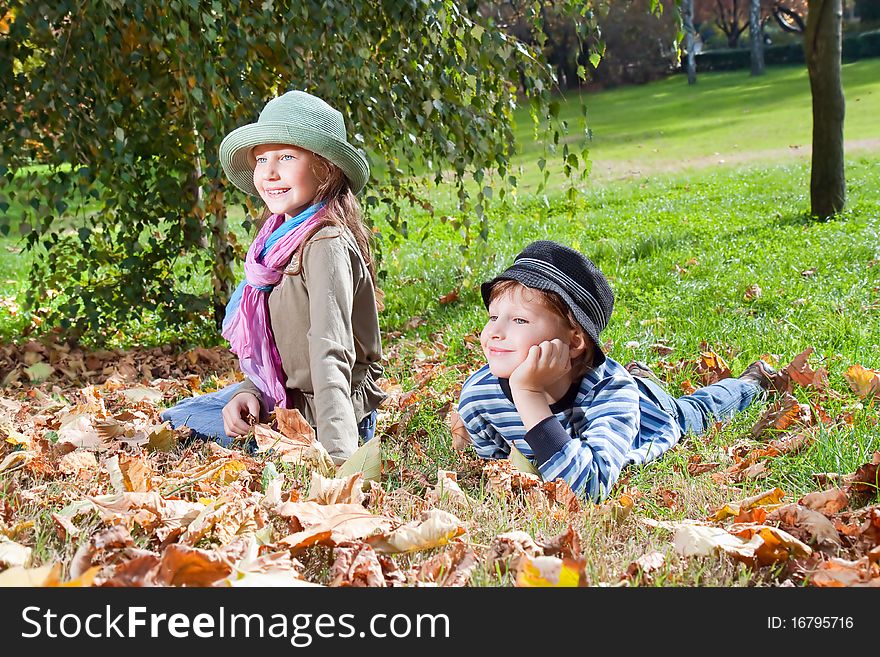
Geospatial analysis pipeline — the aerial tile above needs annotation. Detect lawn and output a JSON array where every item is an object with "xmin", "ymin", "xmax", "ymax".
[{"xmin": 1, "ymin": 62, "xmax": 879, "ymax": 588}]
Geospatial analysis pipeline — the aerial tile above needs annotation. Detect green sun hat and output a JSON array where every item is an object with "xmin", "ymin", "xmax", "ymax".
[{"xmin": 219, "ymin": 90, "xmax": 370, "ymax": 196}]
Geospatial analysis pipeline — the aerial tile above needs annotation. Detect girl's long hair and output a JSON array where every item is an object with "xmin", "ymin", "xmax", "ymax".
[{"xmin": 255, "ymin": 155, "xmax": 382, "ymax": 308}]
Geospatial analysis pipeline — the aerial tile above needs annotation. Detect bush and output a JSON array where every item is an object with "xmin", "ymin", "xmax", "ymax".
[
  {"xmin": 695, "ymin": 33, "xmax": 880, "ymax": 72},
  {"xmin": 859, "ymin": 30, "xmax": 880, "ymax": 57},
  {"xmin": 764, "ymin": 43, "xmax": 806, "ymax": 65},
  {"xmin": 843, "ymin": 34, "xmax": 862, "ymax": 61},
  {"xmin": 694, "ymin": 48, "xmax": 751, "ymax": 72}
]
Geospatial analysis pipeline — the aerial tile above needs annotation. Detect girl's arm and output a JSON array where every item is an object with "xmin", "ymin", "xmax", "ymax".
[{"xmin": 302, "ymin": 233, "xmax": 360, "ymax": 463}]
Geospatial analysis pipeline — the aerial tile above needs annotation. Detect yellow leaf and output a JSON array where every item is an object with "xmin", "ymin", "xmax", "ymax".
[
  {"xmin": 844, "ymin": 364, "xmax": 880, "ymax": 398},
  {"xmin": 515, "ymin": 555, "xmax": 585, "ymax": 587},
  {"xmin": 47, "ymin": 565, "xmax": 102, "ymax": 587},
  {"xmin": 147, "ymin": 422, "xmax": 177, "ymax": 452},
  {"xmin": 5, "ymin": 430, "xmax": 30, "ymax": 448},
  {"xmin": 708, "ymin": 487, "xmax": 786, "ymax": 522},
  {"xmin": 211, "ymin": 459, "xmax": 247, "ymax": 484}
]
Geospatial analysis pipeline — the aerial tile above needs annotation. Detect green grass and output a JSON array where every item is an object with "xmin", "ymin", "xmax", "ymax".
[{"xmin": 510, "ymin": 58, "xmax": 880, "ymax": 190}]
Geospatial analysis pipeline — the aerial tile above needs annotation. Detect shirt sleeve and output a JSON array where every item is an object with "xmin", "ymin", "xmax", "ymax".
[
  {"xmin": 302, "ymin": 234, "xmax": 359, "ymax": 462},
  {"xmin": 524, "ymin": 374, "xmax": 641, "ymax": 502},
  {"xmin": 233, "ymin": 377, "xmax": 266, "ymax": 414},
  {"xmin": 457, "ymin": 381, "xmax": 511, "ymax": 461}
]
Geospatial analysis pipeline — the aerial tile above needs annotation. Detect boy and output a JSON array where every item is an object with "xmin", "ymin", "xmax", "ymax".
[{"xmin": 456, "ymin": 241, "xmax": 784, "ymax": 501}]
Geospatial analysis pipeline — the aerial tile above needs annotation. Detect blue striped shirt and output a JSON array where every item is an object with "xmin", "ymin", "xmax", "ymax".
[{"xmin": 457, "ymin": 357, "xmax": 682, "ymax": 501}]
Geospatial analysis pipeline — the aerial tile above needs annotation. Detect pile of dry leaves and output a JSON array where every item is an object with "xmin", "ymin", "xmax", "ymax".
[{"xmin": 0, "ymin": 340, "xmax": 878, "ymax": 587}]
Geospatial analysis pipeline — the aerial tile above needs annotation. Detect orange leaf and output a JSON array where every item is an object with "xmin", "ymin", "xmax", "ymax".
[
  {"xmin": 844, "ymin": 364, "xmax": 880, "ymax": 398},
  {"xmin": 438, "ymin": 289, "xmax": 459, "ymax": 305}
]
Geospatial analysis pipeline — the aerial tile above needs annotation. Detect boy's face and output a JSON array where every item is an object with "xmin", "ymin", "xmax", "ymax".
[
  {"xmin": 252, "ymin": 143, "xmax": 323, "ymax": 217},
  {"xmin": 480, "ymin": 285, "xmax": 575, "ymax": 379}
]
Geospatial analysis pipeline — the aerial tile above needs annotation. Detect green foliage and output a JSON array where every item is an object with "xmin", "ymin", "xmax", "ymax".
[{"xmin": 0, "ymin": 0, "xmax": 598, "ymax": 344}]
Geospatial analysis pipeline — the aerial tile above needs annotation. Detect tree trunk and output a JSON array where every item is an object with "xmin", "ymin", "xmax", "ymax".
[
  {"xmin": 805, "ymin": 0, "xmax": 846, "ymax": 218},
  {"xmin": 685, "ymin": 0, "xmax": 697, "ymax": 85},
  {"xmin": 749, "ymin": 0, "xmax": 764, "ymax": 75}
]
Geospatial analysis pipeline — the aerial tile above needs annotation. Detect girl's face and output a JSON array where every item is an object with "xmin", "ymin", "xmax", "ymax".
[{"xmin": 252, "ymin": 143, "xmax": 325, "ymax": 216}]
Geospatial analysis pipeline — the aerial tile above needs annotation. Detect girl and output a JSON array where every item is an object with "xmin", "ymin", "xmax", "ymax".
[{"xmin": 162, "ymin": 91, "xmax": 385, "ymax": 464}]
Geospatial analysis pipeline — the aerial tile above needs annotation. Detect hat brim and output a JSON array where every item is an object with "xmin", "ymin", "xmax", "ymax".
[
  {"xmin": 219, "ymin": 122, "xmax": 370, "ymax": 196},
  {"xmin": 481, "ymin": 272, "xmax": 607, "ymax": 367}
]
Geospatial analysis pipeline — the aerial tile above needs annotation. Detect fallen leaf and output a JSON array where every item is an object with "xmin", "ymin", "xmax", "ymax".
[
  {"xmin": 515, "ymin": 555, "xmax": 586, "ymax": 587},
  {"xmin": 120, "ymin": 386, "xmax": 164, "ymax": 403},
  {"xmin": 744, "ymin": 284, "xmax": 762, "ymax": 301},
  {"xmin": 488, "ymin": 531, "xmax": 542, "ymax": 574},
  {"xmin": 307, "ymin": 471, "xmax": 366, "ymax": 505},
  {"xmin": 538, "ymin": 525, "xmax": 582, "ymax": 561},
  {"xmin": 336, "ymin": 436, "xmax": 382, "ymax": 481},
  {"xmin": 844, "ymin": 364, "xmax": 880, "ymax": 398},
  {"xmin": 728, "ymin": 524, "xmax": 813, "ymax": 566},
  {"xmin": 0, "ymin": 564, "xmax": 55, "ymax": 586},
  {"xmin": 623, "ymin": 551, "xmax": 665, "ymax": 583},
  {"xmin": 799, "ymin": 489, "xmax": 848, "ymax": 515},
  {"xmin": 708, "ymin": 488, "xmax": 786, "ymax": 522},
  {"xmin": 278, "ymin": 502, "xmax": 394, "ymax": 549},
  {"xmin": 687, "ymin": 456, "xmax": 721, "ymax": 476},
  {"xmin": 58, "ymin": 450, "xmax": 99, "ymax": 476},
  {"xmin": 157, "ymin": 543, "xmax": 233, "ymax": 586},
  {"xmin": 426, "ymin": 469, "xmax": 470, "ymax": 508},
  {"xmin": 329, "ymin": 541, "xmax": 387, "ymax": 587},
  {"xmin": 25, "ymin": 362, "xmax": 54, "ymax": 383},
  {"xmin": 0, "ymin": 537, "xmax": 32, "ymax": 568},
  {"xmin": 671, "ymin": 523, "xmax": 755, "ymax": 559},
  {"xmin": 509, "ymin": 443, "xmax": 540, "ymax": 475},
  {"xmin": 275, "ymin": 406, "xmax": 315, "ymax": 443},
  {"xmin": 785, "ymin": 347, "xmax": 828, "ymax": 391},
  {"xmin": 410, "ymin": 543, "xmax": 477, "ymax": 587},
  {"xmin": 809, "ymin": 557, "xmax": 880, "ymax": 587},
  {"xmin": 367, "ymin": 509, "xmax": 465, "ymax": 554},
  {"xmin": 696, "ymin": 345, "xmax": 731, "ymax": 385},
  {"xmin": 119, "ymin": 452, "xmax": 153, "ymax": 492},
  {"xmin": 447, "ymin": 408, "xmax": 471, "ymax": 451},
  {"xmin": 751, "ymin": 393, "xmax": 812, "ymax": 438},
  {"xmin": 438, "ymin": 289, "xmax": 459, "ymax": 305},
  {"xmin": 766, "ymin": 504, "xmax": 842, "ymax": 548},
  {"xmin": 849, "ymin": 452, "xmax": 880, "ymax": 495},
  {"xmin": 253, "ymin": 423, "xmax": 334, "ymax": 474},
  {"xmin": 70, "ymin": 525, "xmax": 134, "ymax": 579},
  {"xmin": 595, "ymin": 491, "xmax": 634, "ymax": 526},
  {"xmin": 146, "ymin": 422, "xmax": 178, "ymax": 452}
]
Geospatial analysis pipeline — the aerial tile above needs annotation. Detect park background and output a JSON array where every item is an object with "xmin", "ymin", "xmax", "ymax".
[{"xmin": 0, "ymin": 1, "xmax": 878, "ymax": 588}]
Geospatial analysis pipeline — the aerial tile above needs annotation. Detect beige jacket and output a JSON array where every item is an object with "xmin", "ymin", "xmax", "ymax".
[{"xmin": 235, "ymin": 225, "xmax": 385, "ymax": 462}]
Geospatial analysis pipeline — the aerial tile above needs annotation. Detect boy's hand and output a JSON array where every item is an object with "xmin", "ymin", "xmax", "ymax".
[
  {"xmin": 222, "ymin": 392, "xmax": 261, "ymax": 436},
  {"xmin": 509, "ymin": 339, "xmax": 571, "ymax": 395}
]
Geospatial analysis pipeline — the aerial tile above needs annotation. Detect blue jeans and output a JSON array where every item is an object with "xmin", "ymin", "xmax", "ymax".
[
  {"xmin": 633, "ymin": 376, "xmax": 764, "ymax": 436},
  {"xmin": 161, "ymin": 383, "xmax": 377, "ymax": 448}
]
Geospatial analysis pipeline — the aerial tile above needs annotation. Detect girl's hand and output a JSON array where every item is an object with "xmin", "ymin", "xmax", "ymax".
[
  {"xmin": 509, "ymin": 339, "xmax": 571, "ymax": 395},
  {"xmin": 222, "ymin": 392, "xmax": 261, "ymax": 436}
]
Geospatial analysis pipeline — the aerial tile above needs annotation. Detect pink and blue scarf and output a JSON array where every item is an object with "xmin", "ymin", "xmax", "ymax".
[{"xmin": 222, "ymin": 202, "xmax": 325, "ymax": 407}]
